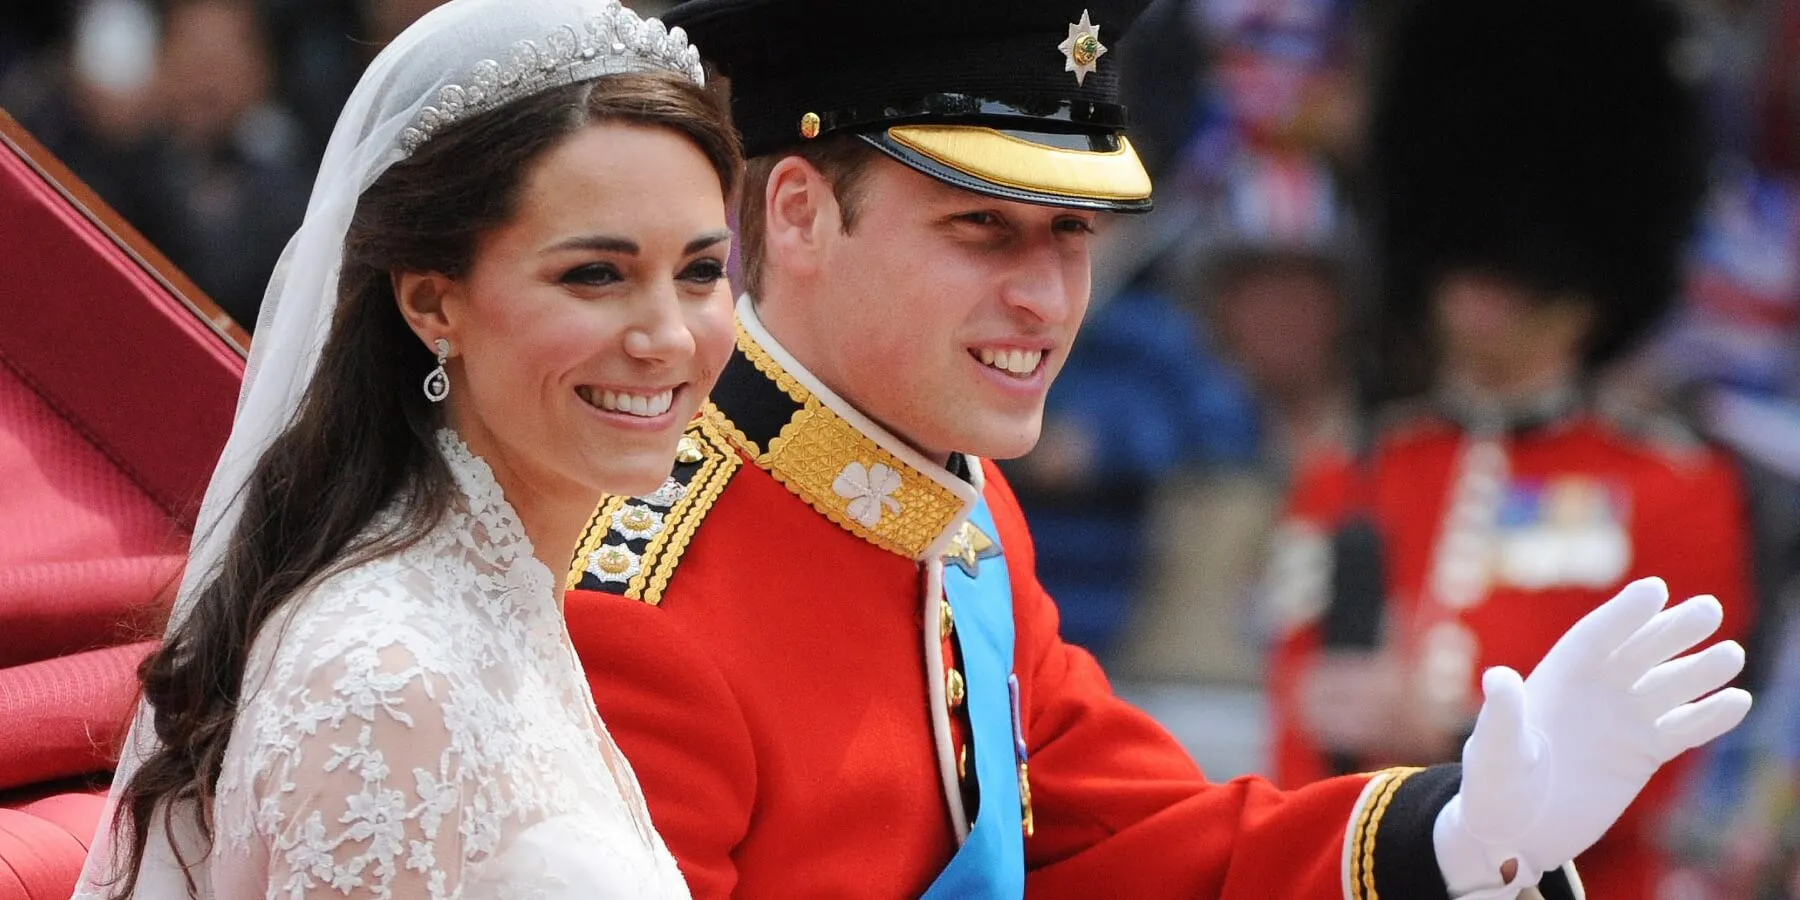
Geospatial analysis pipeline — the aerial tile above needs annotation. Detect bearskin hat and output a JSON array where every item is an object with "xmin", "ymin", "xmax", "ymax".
[{"xmin": 1370, "ymin": 0, "xmax": 1706, "ymax": 369}]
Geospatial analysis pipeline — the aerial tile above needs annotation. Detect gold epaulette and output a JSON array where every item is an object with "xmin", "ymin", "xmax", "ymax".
[{"xmin": 565, "ymin": 415, "xmax": 740, "ymax": 605}]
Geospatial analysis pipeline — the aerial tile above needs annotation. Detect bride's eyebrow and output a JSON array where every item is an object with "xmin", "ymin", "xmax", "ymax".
[
  {"xmin": 685, "ymin": 230, "xmax": 730, "ymax": 254},
  {"xmin": 542, "ymin": 231, "xmax": 730, "ymax": 256},
  {"xmin": 544, "ymin": 234, "xmax": 638, "ymax": 254}
]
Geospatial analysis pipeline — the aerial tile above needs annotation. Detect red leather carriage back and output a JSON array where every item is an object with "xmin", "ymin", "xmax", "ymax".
[{"xmin": 0, "ymin": 108, "xmax": 247, "ymax": 899}]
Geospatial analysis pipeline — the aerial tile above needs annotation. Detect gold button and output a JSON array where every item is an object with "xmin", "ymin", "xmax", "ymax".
[
  {"xmin": 1073, "ymin": 34, "xmax": 1100, "ymax": 66},
  {"xmin": 957, "ymin": 744, "xmax": 969, "ymax": 780},
  {"xmin": 946, "ymin": 669, "xmax": 966, "ymax": 709},
  {"xmin": 675, "ymin": 436, "xmax": 704, "ymax": 465},
  {"xmin": 799, "ymin": 111, "xmax": 821, "ymax": 139},
  {"xmin": 1019, "ymin": 762, "xmax": 1035, "ymax": 838},
  {"xmin": 939, "ymin": 602, "xmax": 954, "ymax": 640}
]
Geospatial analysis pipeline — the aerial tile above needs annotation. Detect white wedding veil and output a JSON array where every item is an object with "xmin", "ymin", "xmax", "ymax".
[{"xmin": 74, "ymin": 1, "xmax": 703, "ymax": 895}]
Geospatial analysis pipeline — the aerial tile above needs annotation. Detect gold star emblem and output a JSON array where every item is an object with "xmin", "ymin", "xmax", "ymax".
[
  {"xmin": 943, "ymin": 521, "xmax": 998, "ymax": 578},
  {"xmin": 1057, "ymin": 10, "xmax": 1107, "ymax": 86}
]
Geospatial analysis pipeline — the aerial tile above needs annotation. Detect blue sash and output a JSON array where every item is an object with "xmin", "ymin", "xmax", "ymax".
[{"xmin": 921, "ymin": 499, "xmax": 1025, "ymax": 900}]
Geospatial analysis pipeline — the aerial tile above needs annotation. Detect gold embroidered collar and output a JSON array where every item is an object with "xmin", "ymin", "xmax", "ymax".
[{"xmin": 706, "ymin": 297, "xmax": 982, "ymax": 561}]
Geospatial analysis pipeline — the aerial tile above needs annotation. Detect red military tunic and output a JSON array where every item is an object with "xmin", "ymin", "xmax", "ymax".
[
  {"xmin": 563, "ymin": 307, "xmax": 1563, "ymax": 899},
  {"xmin": 1269, "ymin": 401, "xmax": 1755, "ymax": 899}
]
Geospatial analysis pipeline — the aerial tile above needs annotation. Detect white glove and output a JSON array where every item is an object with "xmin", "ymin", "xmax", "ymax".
[{"xmin": 1434, "ymin": 576, "xmax": 1752, "ymax": 895}]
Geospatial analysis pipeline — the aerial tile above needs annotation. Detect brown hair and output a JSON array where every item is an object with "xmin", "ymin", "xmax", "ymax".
[
  {"xmin": 736, "ymin": 134, "xmax": 878, "ymax": 296},
  {"xmin": 103, "ymin": 70, "xmax": 740, "ymax": 898}
]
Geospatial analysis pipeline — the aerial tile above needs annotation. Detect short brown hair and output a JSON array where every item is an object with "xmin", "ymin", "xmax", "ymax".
[{"xmin": 736, "ymin": 135, "xmax": 878, "ymax": 297}]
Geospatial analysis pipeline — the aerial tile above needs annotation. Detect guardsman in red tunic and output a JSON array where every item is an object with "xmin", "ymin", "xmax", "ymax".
[
  {"xmin": 1271, "ymin": 406, "xmax": 1756, "ymax": 898},
  {"xmin": 1266, "ymin": 2, "xmax": 1755, "ymax": 898},
  {"xmin": 562, "ymin": 1, "xmax": 1750, "ymax": 897}
]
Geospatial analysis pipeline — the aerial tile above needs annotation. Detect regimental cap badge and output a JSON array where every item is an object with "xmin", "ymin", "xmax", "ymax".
[{"xmin": 1058, "ymin": 10, "xmax": 1107, "ymax": 86}]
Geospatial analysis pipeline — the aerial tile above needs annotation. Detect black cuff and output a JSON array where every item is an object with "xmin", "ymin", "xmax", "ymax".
[
  {"xmin": 1349, "ymin": 764, "xmax": 1585, "ymax": 900},
  {"xmin": 1349, "ymin": 764, "xmax": 1461, "ymax": 900},
  {"xmin": 1536, "ymin": 865, "xmax": 1581, "ymax": 900}
]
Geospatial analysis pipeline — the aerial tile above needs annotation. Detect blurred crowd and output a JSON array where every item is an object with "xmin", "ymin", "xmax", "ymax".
[
  {"xmin": 7, "ymin": 0, "xmax": 1800, "ymax": 896},
  {"xmin": 0, "ymin": 0, "xmax": 625, "ymax": 326}
]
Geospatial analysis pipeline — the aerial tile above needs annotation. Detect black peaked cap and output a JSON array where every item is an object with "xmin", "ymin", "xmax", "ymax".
[{"xmin": 666, "ymin": 0, "xmax": 1158, "ymax": 212}]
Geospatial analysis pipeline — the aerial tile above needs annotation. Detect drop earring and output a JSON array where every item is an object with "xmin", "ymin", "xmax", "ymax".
[{"xmin": 423, "ymin": 338, "xmax": 450, "ymax": 402}]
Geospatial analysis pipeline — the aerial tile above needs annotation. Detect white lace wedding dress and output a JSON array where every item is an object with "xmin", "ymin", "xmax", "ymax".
[{"xmin": 199, "ymin": 430, "xmax": 689, "ymax": 899}]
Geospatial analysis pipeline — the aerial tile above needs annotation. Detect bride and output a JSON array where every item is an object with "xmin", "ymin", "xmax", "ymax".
[{"xmin": 74, "ymin": 0, "xmax": 739, "ymax": 896}]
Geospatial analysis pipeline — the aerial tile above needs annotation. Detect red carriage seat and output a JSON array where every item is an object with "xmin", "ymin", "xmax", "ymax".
[{"xmin": 0, "ymin": 107, "xmax": 244, "ymax": 898}]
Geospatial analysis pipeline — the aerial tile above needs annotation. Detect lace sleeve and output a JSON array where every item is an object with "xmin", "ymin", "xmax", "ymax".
[{"xmin": 240, "ymin": 638, "xmax": 475, "ymax": 900}]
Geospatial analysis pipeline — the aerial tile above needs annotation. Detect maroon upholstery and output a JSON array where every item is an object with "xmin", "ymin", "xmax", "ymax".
[
  {"xmin": 0, "ymin": 555, "xmax": 178, "ymax": 671},
  {"xmin": 0, "ymin": 804, "xmax": 90, "ymax": 900},
  {"xmin": 0, "ymin": 125, "xmax": 243, "ymax": 529},
  {"xmin": 0, "ymin": 642, "xmax": 156, "ymax": 792},
  {"xmin": 13, "ymin": 794, "xmax": 105, "ymax": 851},
  {"xmin": 0, "ymin": 112, "xmax": 244, "ymax": 896}
]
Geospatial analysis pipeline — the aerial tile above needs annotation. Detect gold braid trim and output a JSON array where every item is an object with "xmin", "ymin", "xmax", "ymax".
[
  {"xmin": 735, "ymin": 319, "xmax": 811, "ymax": 407},
  {"xmin": 567, "ymin": 494, "xmax": 630, "ymax": 591},
  {"xmin": 1350, "ymin": 766, "xmax": 1425, "ymax": 900},
  {"xmin": 726, "ymin": 326, "xmax": 965, "ymax": 560},
  {"xmin": 634, "ymin": 415, "xmax": 738, "ymax": 604},
  {"xmin": 706, "ymin": 399, "xmax": 764, "ymax": 460},
  {"xmin": 761, "ymin": 400, "xmax": 963, "ymax": 559},
  {"xmin": 564, "ymin": 417, "xmax": 740, "ymax": 604}
]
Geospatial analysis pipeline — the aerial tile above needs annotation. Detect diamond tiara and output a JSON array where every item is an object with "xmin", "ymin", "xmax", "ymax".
[{"xmin": 399, "ymin": 5, "xmax": 706, "ymax": 156}]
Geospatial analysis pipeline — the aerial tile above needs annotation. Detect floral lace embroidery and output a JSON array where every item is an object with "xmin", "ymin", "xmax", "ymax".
[{"xmin": 210, "ymin": 429, "xmax": 685, "ymax": 899}]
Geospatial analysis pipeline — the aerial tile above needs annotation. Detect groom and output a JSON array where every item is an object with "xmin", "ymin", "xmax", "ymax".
[{"xmin": 562, "ymin": 1, "xmax": 1752, "ymax": 897}]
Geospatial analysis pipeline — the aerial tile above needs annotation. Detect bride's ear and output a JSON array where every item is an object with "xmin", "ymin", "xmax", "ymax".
[{"xmin": 393, "ymin": 270, "xmax": 459, "ymax": 351}]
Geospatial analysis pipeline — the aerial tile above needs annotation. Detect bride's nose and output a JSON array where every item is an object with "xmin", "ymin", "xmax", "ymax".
[{"xmin": 621, "ymin": 287, "xmax": 696, "ymax": 364}]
